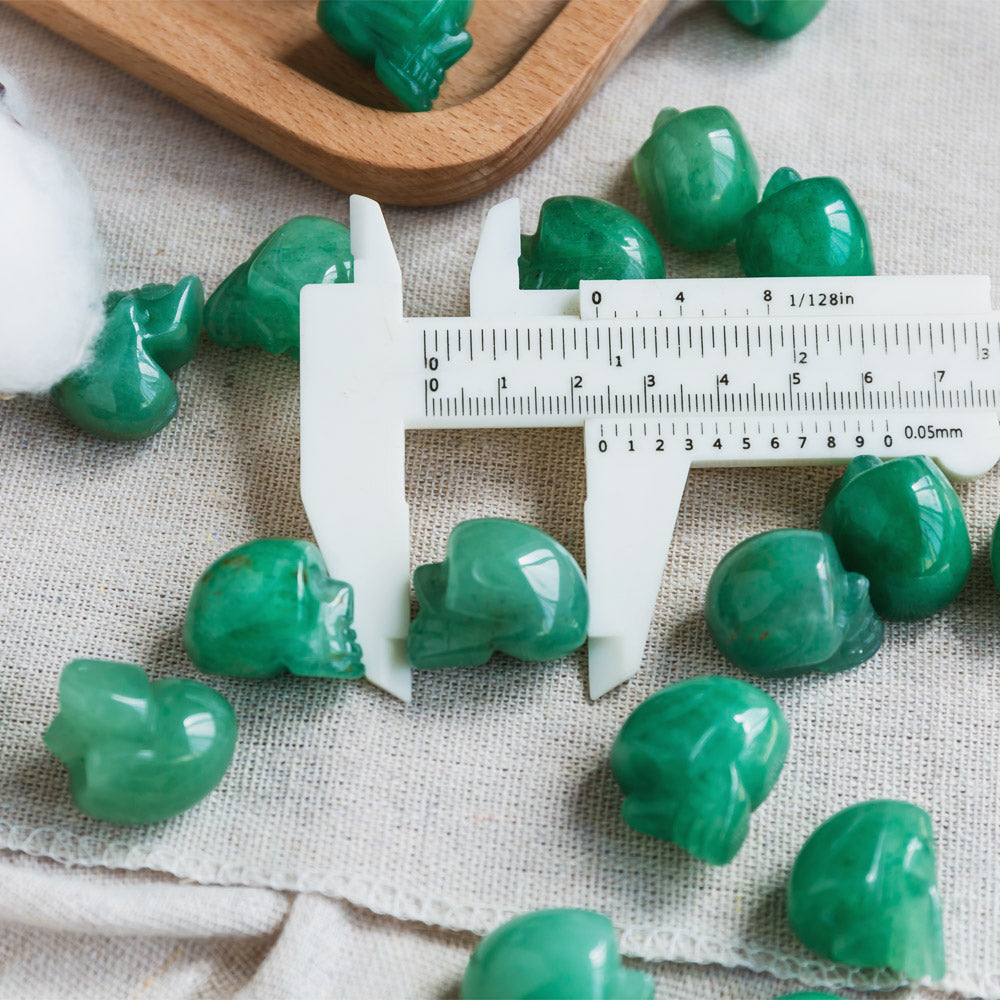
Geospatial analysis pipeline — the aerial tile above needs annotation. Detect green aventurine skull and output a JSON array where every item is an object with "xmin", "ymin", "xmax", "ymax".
[
  {"xmin": 736, "ymin": 167, "xmax": 874, "ymax": 278},
  {"xmin": 518, "ymin": 196, "xmax": 665, "ymax": 290},
  {"xmin": 821, "ymin": 455, "xmax": 971, "ymax": 620},
  {"xmin": 407, "ymin": 519, "xmax": 588, "ymax": 669},
  {"xmin": 788, "ymin": 800, "xmax": 946, "ymax": 981},
  {"xmin": 705, "ymin": 529, "xmax": 883, "ymax": 677},
  {"xmin": 720, "ymin": 0, "xmax": 827, "ymax": 39},
  {"xmin": 610, "ymin": 677, "xmax": 789, "ymax": 864},
  {"xmin": 317, "ymin": 0, "xmax": 474, "ymax": 112},
  {"xmin": 460, "ymin": 908, "xmax": 654, "ymax": 1000},
  {"xmin": 633, "ymin": 105, "xmax": 760, "ymax": 250},
  {"xmin": 184, "ymin": 538, "xmax": 363, "ymax": 680},
  {"xmin": 204, "ymin": 216, "xmax": 352, "ymax": 357},
  {"xmin": 50, "ymin": 277, "xmax": 203, "ymax": 439},
  {"xmin": 44, "ymin": 659, "xmax": 237, "ymax": 825}
]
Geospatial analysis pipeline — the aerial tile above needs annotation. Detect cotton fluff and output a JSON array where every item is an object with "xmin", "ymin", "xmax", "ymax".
[{"xmin": 0, "ymin": 74, "xmax": 104, "ymax": 394}]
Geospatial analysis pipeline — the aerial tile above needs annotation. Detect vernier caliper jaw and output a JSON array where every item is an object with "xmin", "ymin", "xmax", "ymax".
[{"xmin": 302, "ymin": 194, "xmax": 1000, "ymax": 702}]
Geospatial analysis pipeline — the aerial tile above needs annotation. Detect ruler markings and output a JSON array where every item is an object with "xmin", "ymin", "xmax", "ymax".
[{"xmin": 418, "ymin": 317, "xmax": 1000, "ymax": 421}]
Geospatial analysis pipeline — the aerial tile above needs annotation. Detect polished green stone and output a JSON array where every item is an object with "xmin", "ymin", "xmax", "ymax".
[
  {"xmin": 990, "ymin": 515, "xmax": 1000, "ymax": 591},
  {"xmin": 633, "ymin": 106, "xmax": 760, "ymax": 251},
  {"xmin": 518, "ymin": 196, "xmax": 665, "ymax": 290},
  {"xmin": 788, "ymin": 800, "xmax": 946, "ymax": 981},
  {"xmin": 317, "ymin": 0, "xmax": 473, "ymax": 112},
  {"xmin": 610, "ymin": 677, "xmax": 788, "ymax": 864},
  {"xmin": 408, "ymin": 518, "xmax": 588, "ymax": 669},
  {"xmin": 705, "ymin": 529, "xmax": 882, "ymax": 677},
  {"xmin": 204, "ymin": 216, "xmax": 352, "ymax": 358},
  {"xmin": 184, "ymin": 538, "xmax": 363, "ymax": 679},
  {"xmin": 460, "ymin": 909, "xmax": 653, "ymax": 1000},
  {"xmin": 50, "ymin": 277, "xmax": 203, "ymax": 440},
  {"xmin": 721, "ymin": 0, "xmax": 826, "ymax": 38},
  {"xmin": 821, "ymin": 456, "xmax": 971, "ymax": 620},
  {"xmin": 44, "ymin": 659, "xmax": 237, "ymax": 825},
  {"xmin": 736, "ymin": 168, "xmax": 874, "ymax": 277}
]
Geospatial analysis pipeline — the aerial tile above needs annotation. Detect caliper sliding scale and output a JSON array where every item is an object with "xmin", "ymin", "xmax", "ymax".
[{"xmin": 301, "ymin": 195, "xmax": 1000, "ymax": 702}]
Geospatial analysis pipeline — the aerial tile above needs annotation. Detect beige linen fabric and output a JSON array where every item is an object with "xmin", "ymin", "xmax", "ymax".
[
  {"xmin": 0, "ymin": 852, "xmax": 966, "ymax": 1000},
  {"xmin": 1, "ymin": 1, "xmax": 999, "ymax": 997}
]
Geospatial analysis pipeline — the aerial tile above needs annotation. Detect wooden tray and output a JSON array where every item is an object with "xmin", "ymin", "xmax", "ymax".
[{"xmin": 10, "ymin": 0, "xmax": 669, "ymax": 206}]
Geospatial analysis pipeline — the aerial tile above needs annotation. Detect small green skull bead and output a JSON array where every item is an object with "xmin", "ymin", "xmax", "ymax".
[
  {"xmin": 460, "ymin": 909, "xmax": 654, "ymax": 1000},
  {"xmin": 44, "ymin": 659, "xmax": 237, "ymax": 825},
  {"xmin": 633, "ymin": 106, "xmax": 760, "ymax": 250},
  {"xmin": 788, "ymin": 800, "xmax": 946, "ymax": 981},
  {"xmin": 204, "ymin": 216, "xmax": 352, "ymax": 357},
  {"xmin": 610, "ymin": 676, "xmax": 789, "ymax": 864},
  {"xmin": 821, "ymin": 456, "xmax": 971, "ymax": 620},
  {"xmin": 184, "ymin": 538, "xmax": 363, "ymax": 679},
  {"xmin": 317, "ymin": 0, "xmax": 473, "ymax": 112},
  {"xmin": 408, "ymin": 518, "xmax": 588, "ymax": 669},
  {"xmin": 705, "ymin": 529, "xmax": 883, "ymax": 677},
  {"xmin": 51, "ymin": 276, "xmax": 203, "ymax": 439},
  {"xmin": 720, "ymin": 0, "xmax": 826, "ymax": 39},
  {"xmin": 518, "ymin": 196, "xmax": 665, "ymax": 290},
  {"xmin": 736, "ymin": 167, "xmax": 874, "ymax": 277}
]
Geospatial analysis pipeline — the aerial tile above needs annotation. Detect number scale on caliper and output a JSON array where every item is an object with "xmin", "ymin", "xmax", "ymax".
[
  {"xmin": 415, "ymin": 316, "xmax": 998, "ymax": 427},
  {"xmin": 300, "ymin": 195, "xmax": 1000, "ymax": 702}
]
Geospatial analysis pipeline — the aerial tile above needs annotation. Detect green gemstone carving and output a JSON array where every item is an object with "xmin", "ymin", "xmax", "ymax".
[
  {"xmin": 317, "ymin": 0, "xmax": 473, "ymax": 112},
  {"xmin": 721, "ymin": 0, "xmax": 826, "ymax": 38},
  {"xmin": 44, "ymin": 659, "xmax": 237, "ymax": 825},
  {"xmin": 204, "ymin": 216, "xmax": 352, "ymax": 358},
  {"xmin": 633, "ymin": 106, "xmax": 760, "ymax": 250},
  {"xmin": 705, "ymin": 529, "xmax": 883, "ymax": 677},
  {"xmin": 460, "ymin": 908, "xmax": 654, "ymax": 1000},
  {"xmin": 821, "ymin": 456, "xmax": 971, "ymax": 620},
  {"xmin": 518, "ymin": 196, "xmax": 665, "ymax": 290},
  {"xmin": 184, "ymin": 538, "xmax": 363, "ymax": 680},
  {"xmin": 408, "ymin": 518, "xmax": 588, "ymax": 669},
  {"xmin": 610, "ymin": 676, "xmax": 788, "ymax": 864},
  {"xmin": 50, "ymin": 277, "xmax": 203, "ymax": 440},
  {"xmin": 736, "ymin": 168, "xmax": 874, "ymax": 277},
  {"xmin": 788, "ymin": 800, "xmax": 946, "ymax": 981},
  {"xmin": 990, "ymin": 514, "xmax": 1000, "ymax": 591}
]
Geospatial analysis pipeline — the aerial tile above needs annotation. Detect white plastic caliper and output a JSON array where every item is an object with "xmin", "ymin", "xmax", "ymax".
[{"xmin": 301, "ymin": 195, "xmax": 1000, "ymax": 701}]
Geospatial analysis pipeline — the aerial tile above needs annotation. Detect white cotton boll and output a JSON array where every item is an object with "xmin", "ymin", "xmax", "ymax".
[{"xmin": 0, "ymin": 74, "xmax": 105, "ymax": 394}]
